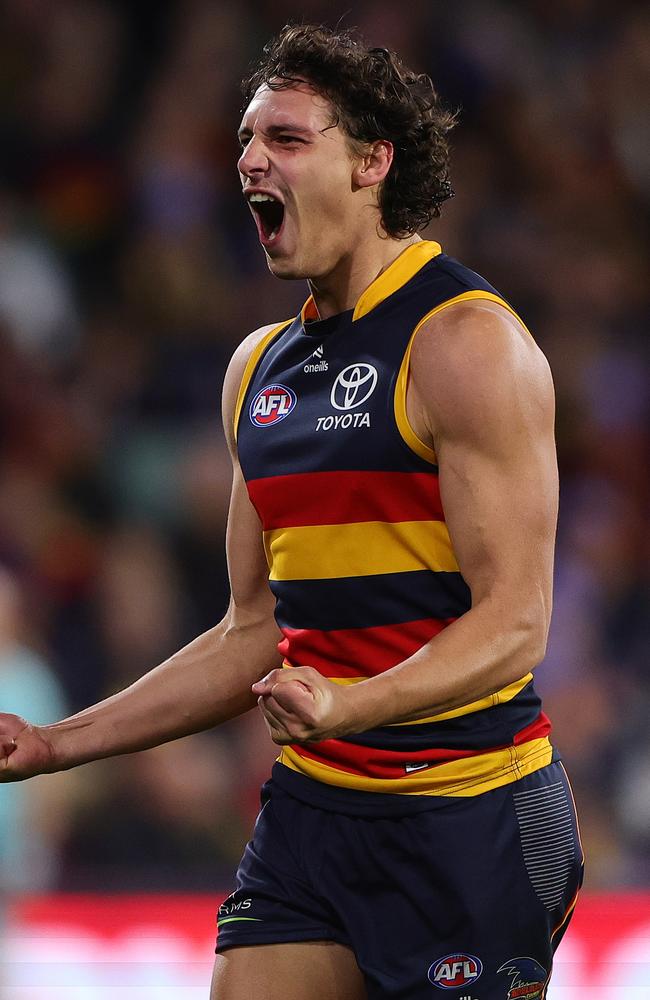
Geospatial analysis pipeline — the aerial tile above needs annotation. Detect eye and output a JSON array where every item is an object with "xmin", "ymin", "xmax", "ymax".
[{"xmin": 275, "ymin": 135, "xmax": 304, "ymax": 145}]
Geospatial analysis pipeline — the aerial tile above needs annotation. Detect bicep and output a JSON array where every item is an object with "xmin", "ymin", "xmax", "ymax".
[
  {"xmin": 225, "ymin": 461, "xmax": 275, "ymax": 616},
  {"xmin": 438, "ymin": 404, "xmax": 557, "ymax": 613},
  {"xmin": 413, "ymin": 304, "xmax": 558, "ymax": 617},
  {"xmin": 221, "ymin": 326, "xmax": 280, "ymax": 623}
]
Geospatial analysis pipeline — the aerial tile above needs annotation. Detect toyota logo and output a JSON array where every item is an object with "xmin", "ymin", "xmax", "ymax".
[{"xmin": 330, "ymin": 363, "xmax": 378, "ymax": 410}]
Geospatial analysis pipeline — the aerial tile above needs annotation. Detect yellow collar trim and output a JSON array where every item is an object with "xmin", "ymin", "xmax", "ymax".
[{"xmin": 300, "ymin": 240, "xmax": 442, "ymax": 325}]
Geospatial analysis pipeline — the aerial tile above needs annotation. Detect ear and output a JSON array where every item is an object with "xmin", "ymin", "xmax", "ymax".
[{"xmin": 352, "ymin": 140, "xmax": 394, "ymax": 189}]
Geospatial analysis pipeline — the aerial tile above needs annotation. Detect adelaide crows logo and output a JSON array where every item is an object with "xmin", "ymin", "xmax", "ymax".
[{"xmin": 497, "ymin": 957, "xmax": 547, "ymax": 999}]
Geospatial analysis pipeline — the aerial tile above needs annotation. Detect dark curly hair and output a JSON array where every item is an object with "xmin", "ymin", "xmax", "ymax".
[{"xmin": 242, "ymin": 24, "xmax": 456, "ymax": 238}]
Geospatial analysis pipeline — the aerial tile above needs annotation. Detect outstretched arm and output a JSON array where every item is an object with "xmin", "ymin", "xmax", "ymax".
[
  {"xmin": 254, "ymin": 301, "xmax": 558, "ymax": 742},
  {"xmin": 0, "ymin": 326, "xmax": 283, "ymax": 781}
]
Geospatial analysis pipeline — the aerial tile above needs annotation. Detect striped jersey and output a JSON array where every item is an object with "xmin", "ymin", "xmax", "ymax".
[{"xmin": 235, "ymin": 240, "xmax": 553, "ymax": 798}]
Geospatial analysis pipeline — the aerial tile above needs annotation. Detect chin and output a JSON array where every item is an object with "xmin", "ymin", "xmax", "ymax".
[{"xmin": 265, "ymin": 253, "xmax": 308, "ymax": 281}]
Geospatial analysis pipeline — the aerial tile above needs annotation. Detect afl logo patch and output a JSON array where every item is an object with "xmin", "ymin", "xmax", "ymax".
[
  {"xmin": 250, "ymin": 384, "xmax": 296, "ymax": 426},
  {"xmin": 428, "ymin": 953, "xmax": 483, "ymax": 990},
  {"xmin": 330, "ymin": 363, "xmax": 378, "ymax": 410}
]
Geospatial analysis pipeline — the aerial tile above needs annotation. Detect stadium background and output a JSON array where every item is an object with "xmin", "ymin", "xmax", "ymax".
[{"xmin": 0, "ymin": 0, "xmax": 648, "ymax": 994}]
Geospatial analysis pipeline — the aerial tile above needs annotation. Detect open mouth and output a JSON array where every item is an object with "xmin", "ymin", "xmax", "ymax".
[{"xmin": 248, "ymin": 193, "xmax": 285, "ymax": 242}]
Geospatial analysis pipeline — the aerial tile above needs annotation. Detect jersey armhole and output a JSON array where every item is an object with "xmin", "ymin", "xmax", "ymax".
[
  {"xmin": 394, "ymin": 290, "xmax": 531, "ymax": 464},
  {"xmin": 233, "ymin": 320, "xmax": 293, "ymax": 441}
]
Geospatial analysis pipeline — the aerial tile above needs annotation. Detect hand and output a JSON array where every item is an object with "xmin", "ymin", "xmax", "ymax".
[
  {"xmin": 252, "ymin": 667, "xmax": 354, "ymax": 745},
  {"xmin": 0, "ymin": 714, "xmax": 56, "ymax": 782}
]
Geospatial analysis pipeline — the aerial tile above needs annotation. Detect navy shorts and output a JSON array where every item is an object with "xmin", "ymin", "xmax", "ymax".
[{"xmin": 216, "ymin": 759, "xmax": 583, "ymax": 999}]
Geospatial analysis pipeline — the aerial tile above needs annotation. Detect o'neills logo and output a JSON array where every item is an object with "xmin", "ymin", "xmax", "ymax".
[
  {"xmin": 304, "ymin": 359, "xmax": 329, "ymax": 373},
  {"xmin": 305, "ymin": 343, "xmax": 328, "ymax": 373},
  {"xmin": 250, "ymin": 384, "xmax": 296, "ymax": 426}
]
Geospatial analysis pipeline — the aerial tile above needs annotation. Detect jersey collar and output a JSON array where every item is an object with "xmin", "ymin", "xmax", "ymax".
[{"xmin": 300, "ymin": 240, "xmax": 442, "ymax": 325}]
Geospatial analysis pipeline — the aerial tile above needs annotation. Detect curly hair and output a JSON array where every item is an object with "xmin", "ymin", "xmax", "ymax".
[{"xmin": 242, "ymin": 24, "xmax": 456, "ymax": 238}]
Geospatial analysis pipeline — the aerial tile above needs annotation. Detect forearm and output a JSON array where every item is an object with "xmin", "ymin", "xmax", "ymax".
[
  {"xmin": 46, "ymin": 608, "xmax": 282, "ymax": 770},
  {"xmin": 345, "ymin": 599, "xmax": 546, "ymax": 733}
]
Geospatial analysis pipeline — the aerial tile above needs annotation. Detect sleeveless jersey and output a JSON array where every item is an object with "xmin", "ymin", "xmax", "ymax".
[{"xmin": 235, "ymin": 241, "xmax": 553, "ymax": 797}]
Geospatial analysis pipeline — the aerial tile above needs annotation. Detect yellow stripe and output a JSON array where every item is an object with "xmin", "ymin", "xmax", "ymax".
[
  {"xmin": 551, "ymin": 883, "xmax": 581, "ymax": 942},
  {"xmin": 233, "ymin": 320, "xmax": 292, "ymax": 441},
  {"xmin": 390, "ymin": 672, "xmax": 534, "ymax": 726},
  {"xmin": 394, "ymin": 290, "xmax": 533, "ymax": 465},
  {"xmin": 299, "ymin": 241, "xmax": 442, "ymax": 325},
  {"xmin": 285, "ymin": 671, "xmax": 366, "ymax": 687},
  {"xmin": 281, "ymin": 663, "xmax": 365, "ymax": 685},
  {"xmin": 265, "ymin": 519, "xmax": 458, "ymax": 580},
  {"xmin": 352, "ymin": 241, "xmax": 442, "ymax": 320},
  {"xmin": 279, "ymin": 737, "xmax": 553, "ymax": 797},
  {"xmin": 280, "ymin": 668, "xmax": 533, "ymax": 725}
]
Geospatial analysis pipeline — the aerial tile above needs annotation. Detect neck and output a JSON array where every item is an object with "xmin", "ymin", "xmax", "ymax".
[{"xmin": 307, "ymin": 234, "xmax": 422, "ymax": 320}]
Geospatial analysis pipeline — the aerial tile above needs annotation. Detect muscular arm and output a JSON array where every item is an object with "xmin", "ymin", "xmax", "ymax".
[
  {"xmin": 255, "ymin": 301, "xmax": 558, "ymax": 741},
  {"xmin": 0, "ymin": 326, "xmax": 283, "ymax": 780}
]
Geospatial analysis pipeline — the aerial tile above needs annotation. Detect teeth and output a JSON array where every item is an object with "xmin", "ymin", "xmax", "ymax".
[{"xmin": 248, "ymin": 193, "xmax": 277, "ymax": 203}]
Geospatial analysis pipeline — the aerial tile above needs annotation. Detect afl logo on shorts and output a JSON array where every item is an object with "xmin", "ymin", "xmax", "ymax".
[
  {"xmin": 250, "ymin": 384, "xmax": 296, "ymax": 426},
  {"xmin": 428, "ymin": 953, "xmax": 483, "ymax": 990}
]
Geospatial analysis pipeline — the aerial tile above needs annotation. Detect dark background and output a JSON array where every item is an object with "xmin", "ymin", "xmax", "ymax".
[{"xmin": 0, "ymin": 0, "xmax": 648, "ymax": 894}]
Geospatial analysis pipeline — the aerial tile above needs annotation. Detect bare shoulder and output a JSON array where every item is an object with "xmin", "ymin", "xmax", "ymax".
[
  {"xmin": 409, "ymin": 299, "xmax": 555, "ymax": 447},
  {"xmin": 222, "ymin": 321, "xmax": 290, "ymax": 453},
  {"xmin": 224, "ymin": 321, "xmax": 288, "ymax": 398}
]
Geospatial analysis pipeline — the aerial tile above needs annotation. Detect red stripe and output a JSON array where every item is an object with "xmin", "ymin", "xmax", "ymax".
[
  {"xmin": 291, "ymin": 717, "xmax": 551, "ymax": 781},
  {"xmin": 279, "ymin": 618, "xmax": 454, "ymax": 678},
  {"xmin": 513, "ymin": 711, "xmax": 552, "ymax": 744},
  {"xmin": 247, "ymin": 470, "xmax": 443, "ymax": 530},
  {"xmin": 291, "ymin": 738, "xmax": 494, "ymax": 780}
]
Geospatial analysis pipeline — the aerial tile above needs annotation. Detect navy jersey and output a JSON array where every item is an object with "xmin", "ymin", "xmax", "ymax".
[{"xmin": 235, "ymin": 240, "xmax": 552, "ymax": 797}]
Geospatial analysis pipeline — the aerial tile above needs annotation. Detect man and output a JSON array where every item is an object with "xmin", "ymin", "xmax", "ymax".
[{"xmin": 0, "ymin": 24, "xmax": 582, "ymax": 1000}]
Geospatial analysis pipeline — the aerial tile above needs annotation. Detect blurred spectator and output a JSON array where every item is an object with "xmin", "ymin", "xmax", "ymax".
[
  {"xmin": 0, "ymin": 200, "xmax": 80, "ymax": 363},
  {"xmin": 0, "ymin": 569, "xmax": 75, "ymax": 892},
  {"xmin": 60, "ymin": 730, "xmax": 263, "ymax": 890}
]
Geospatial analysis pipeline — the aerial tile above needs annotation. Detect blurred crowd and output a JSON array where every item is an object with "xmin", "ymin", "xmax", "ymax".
[{"xmin": 0, "ymin": 0, "xmax": 647, "ymax": 894}]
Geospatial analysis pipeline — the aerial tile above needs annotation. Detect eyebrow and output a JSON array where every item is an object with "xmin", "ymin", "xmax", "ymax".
[{"xmin": 237, "ymin": 122, "xmax": 317, "ymax": 141}]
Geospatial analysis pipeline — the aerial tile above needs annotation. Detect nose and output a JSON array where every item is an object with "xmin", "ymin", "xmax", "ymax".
[{"xmin": 238, "ymin": 136, "xmax": 269, "ymax": 178}]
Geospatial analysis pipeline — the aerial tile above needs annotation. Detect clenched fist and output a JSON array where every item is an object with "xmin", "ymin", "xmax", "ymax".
[
  {"xmin": 0, "ymin": 714, "xmax": 56, "ymax": 782},
  {"xmin": 252, "ymin": 666, "xmax": 359, "ymax": 745}
]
